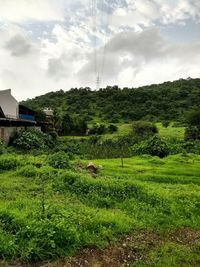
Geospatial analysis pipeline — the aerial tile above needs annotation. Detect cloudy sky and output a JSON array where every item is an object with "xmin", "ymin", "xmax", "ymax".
[{"xmin": 0, "ymin": 0, "xmax": 200, "ymax": 100}]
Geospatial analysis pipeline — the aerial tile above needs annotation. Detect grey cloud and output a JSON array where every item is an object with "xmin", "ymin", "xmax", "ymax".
[
  {"xmin": 48, "ymin": 53, "xmax": 78, "ymax": 79},
  {"xmin": 5, "ymin": 34, "xmax": 31, "ymax": 56},
  {"xmin": 79, "ymin": 28, "xmax": 168, "ymax": 77},
  {"xmin": 77, "ymin": 27, "xmax": 200, "ymax": 86},
  {"xmin": 107, "ymin": 28, "xmax": 169, "ymax": 59}
]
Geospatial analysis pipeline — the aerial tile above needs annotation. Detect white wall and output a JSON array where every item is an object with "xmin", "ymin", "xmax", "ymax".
[{"xmin": 0, "ymin": 89, "xmax": 18, "ymax": 118}]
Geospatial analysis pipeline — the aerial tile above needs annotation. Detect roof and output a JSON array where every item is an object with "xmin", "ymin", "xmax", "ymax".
[{"xmin": 0, "ymin": 89, "xmax": 18, "ymax": 104}]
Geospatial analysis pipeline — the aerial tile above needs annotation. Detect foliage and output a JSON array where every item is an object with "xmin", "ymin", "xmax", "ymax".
[
  {"xmin": 107, "ymin": 124, "xmax": 118, "ymax": 133},
  {"xmin": 162, "ymin": 120, "xmax": 170, "ymax": 128},
  {"xmin": 185, "ymin": 126, "xmax": 200, "ymax": 141},
  {"xmin": 60, "ymin": 113, "xmax": 87, "ymax": 135},
  {"xmin": 132, "ymin": 121, "xmax": 158, "ymax": 139},
  {"xmin": 21, "ymin": 78, "xmax": 200, "ymax": 122},
  {"xmin": 0, "ymin": 140, "xmax": 4, "ymax": 155},
  {"xmin": 17, "ymin": 165, "xmax": 39, "ymax": 178},
  {"xmin": 12, "ymin": 129, "xmax": 56, "ymax": 151},
  {"xmin": 0, "ymin": 154, "xmax": 22, "ymax": 171},
  {"xmin": 88, "ymin": 124, "xmax": 106, "ymax": 135},
  {"xmin": 48, "ymin": 152, "xmax": 70, "ymax": 169},
  {"xmin": 186, "ymin": 109, "xmax": 200, "ymax": 127},
  {"xmin": 133, "ymin": 135, "xmax": 170, "ymax": 158},
  {"xmin": 0, "ymin": 153, "xmax": 200, "ymax": 263}
]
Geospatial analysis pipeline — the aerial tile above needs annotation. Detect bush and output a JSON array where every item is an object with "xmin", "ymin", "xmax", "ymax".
[
  {"xmin": 162, "ymin": 120, "xmax": 170, "ymax": 128},
  {"xmin": 0, "ymin": 154, "xmax": 21, "ymax": 171},
  {"xmin": 132, "ymin": 121, "xmax": 158, "ymax": 139},
  {"xmin": 182, "ymin": 141, "xmax": 200, "ymax": 154},
  {"xmin": 133, "ymin": 135, "xmax": 170, "ymax": 158},
  {"xmin": 17, "ymin": 165, "xmax": 38, "ymax": 178},
  {"xmin": 48, "ymin": 152, "xmax": 70, "ymax": 169},
  {"xmin": 107, "ymin": 124, "xmax": 118, "ymax": 133},
  {"xmin": 186, "ymin": 109, "xmax": 200, "ymax": 127},
  {"xmin": 0, "ymin": 140, "xmax": 4, "ymax": 154},
  {"xmin": 89, "ymin": 124, "xmax": 106, "ymax": 135},
  {"xmin": 12, "ymin": 129, "xmax": 56, "ymax": 151},
  {"xmin": 185, "ymin": 126, "xmax": 200, "ymax": 141}
]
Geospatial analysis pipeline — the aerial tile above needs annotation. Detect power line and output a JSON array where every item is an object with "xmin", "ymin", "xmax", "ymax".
[{"xmin": 91, "ymin": 0, "xmax": 113, "ymax": 90}]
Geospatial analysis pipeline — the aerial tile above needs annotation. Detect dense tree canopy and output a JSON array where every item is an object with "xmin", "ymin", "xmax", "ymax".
[{"xmin": 22, "ymin": 78, "xmax": 200, "ymax": 123}]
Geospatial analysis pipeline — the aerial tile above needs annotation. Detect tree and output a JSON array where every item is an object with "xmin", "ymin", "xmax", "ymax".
[
  {"xmin": 132, "ymin": 121, "xmax": 158, "ymax": 139},
  {"xmin": 187, "ymin": 109, "xmax": 200, "ymax": 127},
  {"xmin": 185, "ymin": 109, "xmax": 200, "ymax": 141}
]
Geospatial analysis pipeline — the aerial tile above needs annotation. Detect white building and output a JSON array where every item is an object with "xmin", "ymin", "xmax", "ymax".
[{"xmin": 0, "ymin": 89, "xmax": 18, "ymax": 118}]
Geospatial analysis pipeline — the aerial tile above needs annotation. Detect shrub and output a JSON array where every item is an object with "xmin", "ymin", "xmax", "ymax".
[
  {"xmin": 12, "ymin": 129, "xmax": 56, "ymax": 151},
  {"xmin": 182, "ymin": 141, "xmax": 200, "ymax": 154},
  {"xmin": 0, "ymin": 154, "xmax": 21, "ymax": 171},
  {"xmin": 17, "ymin": 165, "xmax": 38, "ymax": 178},
  {"xmin": 186, "ymin": 109, "xmax": 200, "ymax": 127},
  {"xmin": 133, "ymin": 135, "xmax": 170, "ymax": 158},
  {"xmin": 48, "ymin": 152, "xmax": 70, "ymax": 169},
  {"xmin": 107, "ymin": 124, "xmax": 118, "ymax": 133},
  {"xmin": 132, "ymin": 121, "xmax": 158, "ymax": 139},
  {"xmin": 0, "ymin": 140, "xmax": 4, "ymax": 154},
  {"xmin": 185, "ymin": 126, "xmax": 200, "ymax": 141},
  {"xmin": 162, "ymin": 120, "xmax": 170, "ymax": 128},
  {"xmin": 89, "ymin": 124, "xmax": 106, "ymax": 135}
]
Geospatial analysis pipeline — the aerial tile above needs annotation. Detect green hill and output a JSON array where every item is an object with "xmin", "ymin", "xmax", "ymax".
[{"xmin": 22, "ymin": 78, "xmax": 200, "ymax": 122}]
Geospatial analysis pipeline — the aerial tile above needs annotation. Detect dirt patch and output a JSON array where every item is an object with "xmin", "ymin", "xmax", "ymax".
[
  {"xmin": 64, "ymin": 229, "xmax": 200, "ymax": 267},
  {"xmin": 5, "ymin": 229, "xmax": 200, "ymax": 267}
]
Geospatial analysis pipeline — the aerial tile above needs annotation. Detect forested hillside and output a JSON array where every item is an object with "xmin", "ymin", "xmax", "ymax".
[{"xmin": 22, "ymin": 78, "xmax": 200, "ymax": 122}]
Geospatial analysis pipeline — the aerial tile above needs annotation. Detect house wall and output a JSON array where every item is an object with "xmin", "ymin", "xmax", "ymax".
[
  {"xmin": 0, "ymin": 126, "xmax": 41, "ymax": 144},
  {"xmin": 0, "ymin": 89, "xmax": 18, "ymax": 118}
]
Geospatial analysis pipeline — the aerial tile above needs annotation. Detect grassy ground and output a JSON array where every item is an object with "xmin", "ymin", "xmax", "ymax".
[
  {"xmin": 59, "ymin": 122, "xmax": 185, "ymax": 141},
  {"xmin": 0, "ymin": 153, "xmax": 200, "ymax": 266},
  {"xmin": 156, "ymin": 123, "xmax": 185, "ymax": 140}
]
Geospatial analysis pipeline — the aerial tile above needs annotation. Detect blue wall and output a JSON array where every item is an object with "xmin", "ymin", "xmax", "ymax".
[{"xmin": 19, "ymin": 114, "xmax": 35, "ymax": 121}]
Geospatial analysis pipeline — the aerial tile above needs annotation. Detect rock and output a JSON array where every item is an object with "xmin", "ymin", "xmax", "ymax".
[{"xmin": 87, "ymin": 162, "xmax": 98, "ymax": 174}]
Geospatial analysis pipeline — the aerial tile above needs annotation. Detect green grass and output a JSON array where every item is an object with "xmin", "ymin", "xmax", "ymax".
[
  {"xmin": 59, "ymin": 122, "xmax": 184, "ymax": 142},
  {"xmin": 156, "ymin": 122, "xmax": 185, "ymax": 140},
  {"xmin": 134, "ymin": 242, "xmax": 200, "ymax": 267},
  {"xmin": 0, "ymin": 153, "xmax": 200, "ymax": 264}
]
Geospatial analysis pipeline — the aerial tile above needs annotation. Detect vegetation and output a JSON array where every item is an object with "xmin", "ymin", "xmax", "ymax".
[
  {"xmin": 0, "ymin": 153, "xmax": 200, "ymax": 265},
  {"xmin": 185, "ymin": 109, "xmax": 200, "ymax": 141},
  {"xmin": 11, "ymin": 129, "xmax": 57, "ymax": 152},
  {"xmin": 22, "ymin": 78, "xmax": 200, "ymax": 124},
  {"xmin": 0, "ymin": 78, "xmax": 199, "ymax": 265}
]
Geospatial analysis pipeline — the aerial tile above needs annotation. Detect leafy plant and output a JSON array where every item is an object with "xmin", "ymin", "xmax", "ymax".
[
  {"xmin": 133, "ymin": 135, "xmax": 170, "ymax": 158},
  {"xmin": 132, "ymin": 121, "xmax": 158, "ymax": 139},
  {"xmin": 48, "ymin": 152, "xmax": 70, "ymax": 169},
  {"xmin": 12, "ymin": 129, "xmax": 56, "ymax": 151}
]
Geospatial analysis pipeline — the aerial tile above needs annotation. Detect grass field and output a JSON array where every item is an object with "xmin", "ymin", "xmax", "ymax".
[
  {"xmin": 156, "ymin": 123, "xmax": 185, "ymax": 140},
  {"xmin": 0, "ymin": 153, "xmax": 200, "ymax": 266},
  {"xmin": 59, "ymin": 122, "xmax": 185, "ymax": 142}
]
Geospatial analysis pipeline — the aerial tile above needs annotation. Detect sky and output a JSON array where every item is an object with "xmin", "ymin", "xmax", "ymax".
[{"xmin": 0, "ymin": 0, "xmax": 199, "ymax": 100}]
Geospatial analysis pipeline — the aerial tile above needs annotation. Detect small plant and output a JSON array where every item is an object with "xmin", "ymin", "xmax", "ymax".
[{"xmin": 48, "ymin": 152, "xmax": 70, "ymax": 169}]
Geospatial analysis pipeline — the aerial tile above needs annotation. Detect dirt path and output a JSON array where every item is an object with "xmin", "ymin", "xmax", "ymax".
[{"xmin": 4, "ymin": 229, "xmax": 200, "ymax": 267}]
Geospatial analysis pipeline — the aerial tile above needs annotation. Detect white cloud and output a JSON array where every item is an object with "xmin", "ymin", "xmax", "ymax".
[
  {"xmin": 0, "ymin": 0, "xmax": 199, "ymax": 100},
  {"xmin": 0, "ymin": 0, "xmax": 66, "ymax": 22}
]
